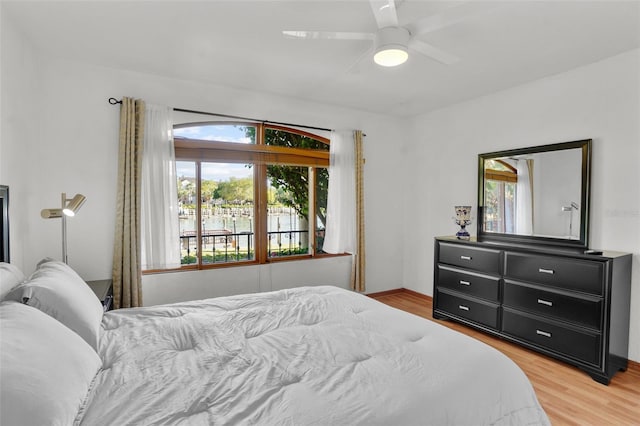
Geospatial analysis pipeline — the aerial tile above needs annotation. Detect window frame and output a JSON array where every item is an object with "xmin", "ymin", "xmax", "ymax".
[
  {"xmin": 156, "ymin": 121, "xmax": 334, "ymax": 273},
  {"xmin": 484, "ymin": 159, "xmax": 517, "ymax": 183}
]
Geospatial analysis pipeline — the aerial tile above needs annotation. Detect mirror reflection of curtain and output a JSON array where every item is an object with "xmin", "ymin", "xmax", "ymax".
[{"xmin": 516, "ymin": 159, "xmax": 534, "ymax": 235}]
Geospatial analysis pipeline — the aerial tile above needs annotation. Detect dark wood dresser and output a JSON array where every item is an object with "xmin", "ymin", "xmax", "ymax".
[{"xmin": 433, "ymin": 236, "xmax": 632, "ymax": 384}]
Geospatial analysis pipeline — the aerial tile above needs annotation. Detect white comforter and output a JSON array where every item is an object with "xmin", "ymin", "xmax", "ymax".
[{"xmin": 80, "ymin": 286, "xmax": 549, "ymax": 425}]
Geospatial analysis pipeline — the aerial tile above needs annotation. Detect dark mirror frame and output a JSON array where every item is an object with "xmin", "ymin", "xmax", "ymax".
[{"xmin": 477, "ymin": 139, "xmax": 592, "ymax": 249}]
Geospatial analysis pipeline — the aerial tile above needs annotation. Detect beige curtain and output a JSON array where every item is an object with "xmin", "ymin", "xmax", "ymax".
[
  {"xmin": 352, "ymin": 130, "xmax": 366, "ymax": 292},
  {"xmin": 112, "ymin": 97, "xmax": 145, "ymax": 308}
]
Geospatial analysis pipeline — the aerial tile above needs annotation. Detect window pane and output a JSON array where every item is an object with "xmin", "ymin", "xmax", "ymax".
[
  {"xmin": 174, "ymin": 122, "xmax": 330, "ymax": 270},
  {"xmin": 315, "ymin": 167, "xmax": 329, "ymax": 253},
  {"xmin": 267, "ymin": 165, "xmax": 309, "ymax": 257},
  {"xmin": 174, "ymin": 123, "xmax": 256, "ymax": 144},
  {"xmin": 177, "ymin": 161, "xmax": 197, "ymax": 265},
  {"xmin": 484, "ymin": 180, "xmax": 516, "ymax": 233},
  {"xmin": 264, "ymin": 128, "xmax": 329, "ymax": 151},
  {"xmin": 486, "ymin": 159, "xmax": 510, "ymax": 171},
  {"xmin": 201, "ymin": 162, "xmax": 254, "ymax": 264}
]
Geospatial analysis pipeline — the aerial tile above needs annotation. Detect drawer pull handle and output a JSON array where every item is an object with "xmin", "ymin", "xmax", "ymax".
[
  {"xmin": 537, "ymin": 299, "xmax": 553, "ymax": 307},
  {"xmin": 460, "ymin": 255, "xmax": 472, "ymax": 261},
  {"xmin": 458, "ymin": 305, "xmax": 470, "ymax": 311},
  {"xmin": 538, "ymin": 268, "xmax": 555, "ymax": 275},
  {"xmin": 536, "ymin": 329, "xmax": 552, "ymax": 338},
  {"xmin": 459, "ymin": 280, "xmax": 471, "ymax": 286}
]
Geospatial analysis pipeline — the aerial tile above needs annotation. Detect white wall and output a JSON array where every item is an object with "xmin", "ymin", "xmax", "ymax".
[
  {"xmin": 403, "ymin": 49, "xmax": 640, "ymax": 362},
  {"xmin": 144, "ymin": 255, "xmax": 353, "ymax": 306},
  {"xmin": 0, "ymin": 12, "xmax": 406, "ymax": 300},
  {"xmin": 0, "ymin": 11, "xmax": 42, "ymax": 269}
]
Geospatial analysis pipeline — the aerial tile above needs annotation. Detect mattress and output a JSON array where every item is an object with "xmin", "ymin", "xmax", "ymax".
[{"xmin": 79, "ymin": 286, "xmax": 549, "ymax": 425}]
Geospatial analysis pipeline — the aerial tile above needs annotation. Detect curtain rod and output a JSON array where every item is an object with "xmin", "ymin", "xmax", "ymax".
[{"xmin": 108, "ymin": 97, "xmax": 337, "ymax": 134}]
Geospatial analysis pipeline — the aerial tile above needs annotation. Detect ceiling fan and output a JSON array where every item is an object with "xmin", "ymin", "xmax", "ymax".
[{"xmin": 283, "ymin": 0, "xmax": 489, "ymax": 68}]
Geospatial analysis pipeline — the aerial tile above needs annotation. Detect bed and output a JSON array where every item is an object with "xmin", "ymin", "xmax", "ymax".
[{"xmin": 1, "ymin": 259, "xmax": 550, "ymax": 425}]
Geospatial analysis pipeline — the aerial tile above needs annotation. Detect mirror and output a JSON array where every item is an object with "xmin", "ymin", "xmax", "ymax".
[{"xmin": 477, "ymin": 139, "xmax": 591, "ymax": 249}]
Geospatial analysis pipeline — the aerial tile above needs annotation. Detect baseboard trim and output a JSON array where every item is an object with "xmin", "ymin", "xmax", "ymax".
[
  {"xmin": 365, "ymin": 288, "xmax": 405, "ymax": 298},
  {"xmin": 366, "ymin": 287, "xmax": 432, "ymax": 301}
]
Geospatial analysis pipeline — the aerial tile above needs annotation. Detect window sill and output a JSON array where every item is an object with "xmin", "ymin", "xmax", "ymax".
[{"xmin": 142, "ymin": 253, "xmax": 350, "ymax": 275}]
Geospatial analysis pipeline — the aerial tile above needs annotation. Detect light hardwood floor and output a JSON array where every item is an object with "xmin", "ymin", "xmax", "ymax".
[{"xmin": 369, "ymin": 289, "xmax": 640, "ymax": 426}]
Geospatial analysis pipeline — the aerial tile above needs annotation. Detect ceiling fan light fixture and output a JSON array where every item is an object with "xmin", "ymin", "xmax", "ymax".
[
  {"xmin": 373, "ymin": 26, "xmax": 410, "ymax": 67},
  {"xmin": 374, "ymin": 46, "xmax": 408, "ymax": 67}
]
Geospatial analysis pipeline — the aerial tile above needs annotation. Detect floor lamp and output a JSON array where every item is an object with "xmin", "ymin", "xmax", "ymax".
[{"xmin": 41, "ymin": 193, "xmax": 86, "ymax": 264}]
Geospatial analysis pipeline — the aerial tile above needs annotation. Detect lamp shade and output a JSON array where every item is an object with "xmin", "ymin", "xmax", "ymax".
[
  {"xmin": 373, "ymin": 27, "xmax": 410, "ymax": 67},
  {"xmin": 41, "ymin": 208, "xmax": 63, "ymax": 219},
  {"xmin": 62, "ymin": 194, "xmax": 86, "ymax": 217}
]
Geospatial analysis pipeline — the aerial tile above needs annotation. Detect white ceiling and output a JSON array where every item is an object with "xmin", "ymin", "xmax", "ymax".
[{"xmin": 4, "ymin": 0, "xmax": 640, "ymax": 117}]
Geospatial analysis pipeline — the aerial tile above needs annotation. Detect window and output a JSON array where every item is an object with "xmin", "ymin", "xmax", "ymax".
[
  {"xmin": 173, "ymin": 122, "xmax": 330, "ymax": 269},
  {"xmin": 484, "ymin": 159, "xmax": 517, "ymax": 233}
]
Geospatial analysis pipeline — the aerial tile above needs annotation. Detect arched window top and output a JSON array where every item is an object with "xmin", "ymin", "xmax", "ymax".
[
  {"xmin": 485, "ymin": 159, "xmax": 517, "ymax": 183},
  {"xmin": 173, "ymin": 122, "xmax": 330, "ymax": 151},
  {"xmin": 264, "ymin": 125, "xmax": 329, "ymax": 151},
  {"xmin": 174, "ymin": 122, "xmax": 257, "ymax": 144},
  {"xmin": 486, "ymin": 159, "xmax": 516, "ymax": 173}
]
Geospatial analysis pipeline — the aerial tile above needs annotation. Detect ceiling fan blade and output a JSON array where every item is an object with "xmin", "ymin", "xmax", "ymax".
[
  {"xmin": 407, "ymin": 2, "xmax": 495, "ymax": 36},
  {"xmin": 282, "ymin": 30, "xmax": 374, "ymax": 41},
  {"xmin": 345, "ymin": 46, "xmax": 376, "ymax": 75},
  {"xmin": 409, "ymin": 39, "xmax": 460, "ymax": 65},
  {"xmin": 369, "ymin": 0, "xmax": 398, "ymax": 28}
]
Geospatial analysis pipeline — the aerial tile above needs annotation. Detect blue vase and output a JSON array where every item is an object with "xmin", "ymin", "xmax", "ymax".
[{"xmin": 456, "ymin": 224, "xmax": 470, "ymax": 240}]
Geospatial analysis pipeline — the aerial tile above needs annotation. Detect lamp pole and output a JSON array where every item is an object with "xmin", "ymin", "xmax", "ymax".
[
  {"xmin": 61, "ymin": 192, "xmax": 68, "ymax": 264},
  {"xmin": 40, "ymin": 192, "xmax": 86, "ymax": 265}
]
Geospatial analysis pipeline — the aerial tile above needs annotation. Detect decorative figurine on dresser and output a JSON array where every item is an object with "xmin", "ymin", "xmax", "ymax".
[
  {"xmin": 433, "ymin": 139, "xmax": 632, "ymax": 385},
  {"xmin": 453, "ymin": 206, "xmax": 472, "ymax": 240}
]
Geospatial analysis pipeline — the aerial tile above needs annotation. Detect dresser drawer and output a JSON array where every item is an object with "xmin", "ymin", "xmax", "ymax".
[
  {"xmin": 503, "ymin": 280, "xmax": 602, "ymax": 330},
  {"xmin": 438, "ymin": 243, "xmax": 501, "ymax": 274},
  {"xmin": 505, "ymin": 252, "xmax": 604, "ymax": 295},
  {"xmin": 502, "ymin": 308, "xmax": 601, "ymax": 366},
  {"xmin": 436, "ymin": 290, "xmax": 499, "ymax": 329},
  {"xmin": 437, "ymin": 265, "xmax": 500, "ymax": 302}
]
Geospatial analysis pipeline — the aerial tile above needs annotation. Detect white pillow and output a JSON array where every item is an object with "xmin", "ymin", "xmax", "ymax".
[
  {"xmin": 0, "ymin": 301, "xmax": 102, "ymax": 426},
  {"xmin": 5, "ymin": 259, "xmax": 104, "ymax": 351},
  {"xmin": 0, "ymin": 262, "xmax": 25, "ymax": 300}
]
